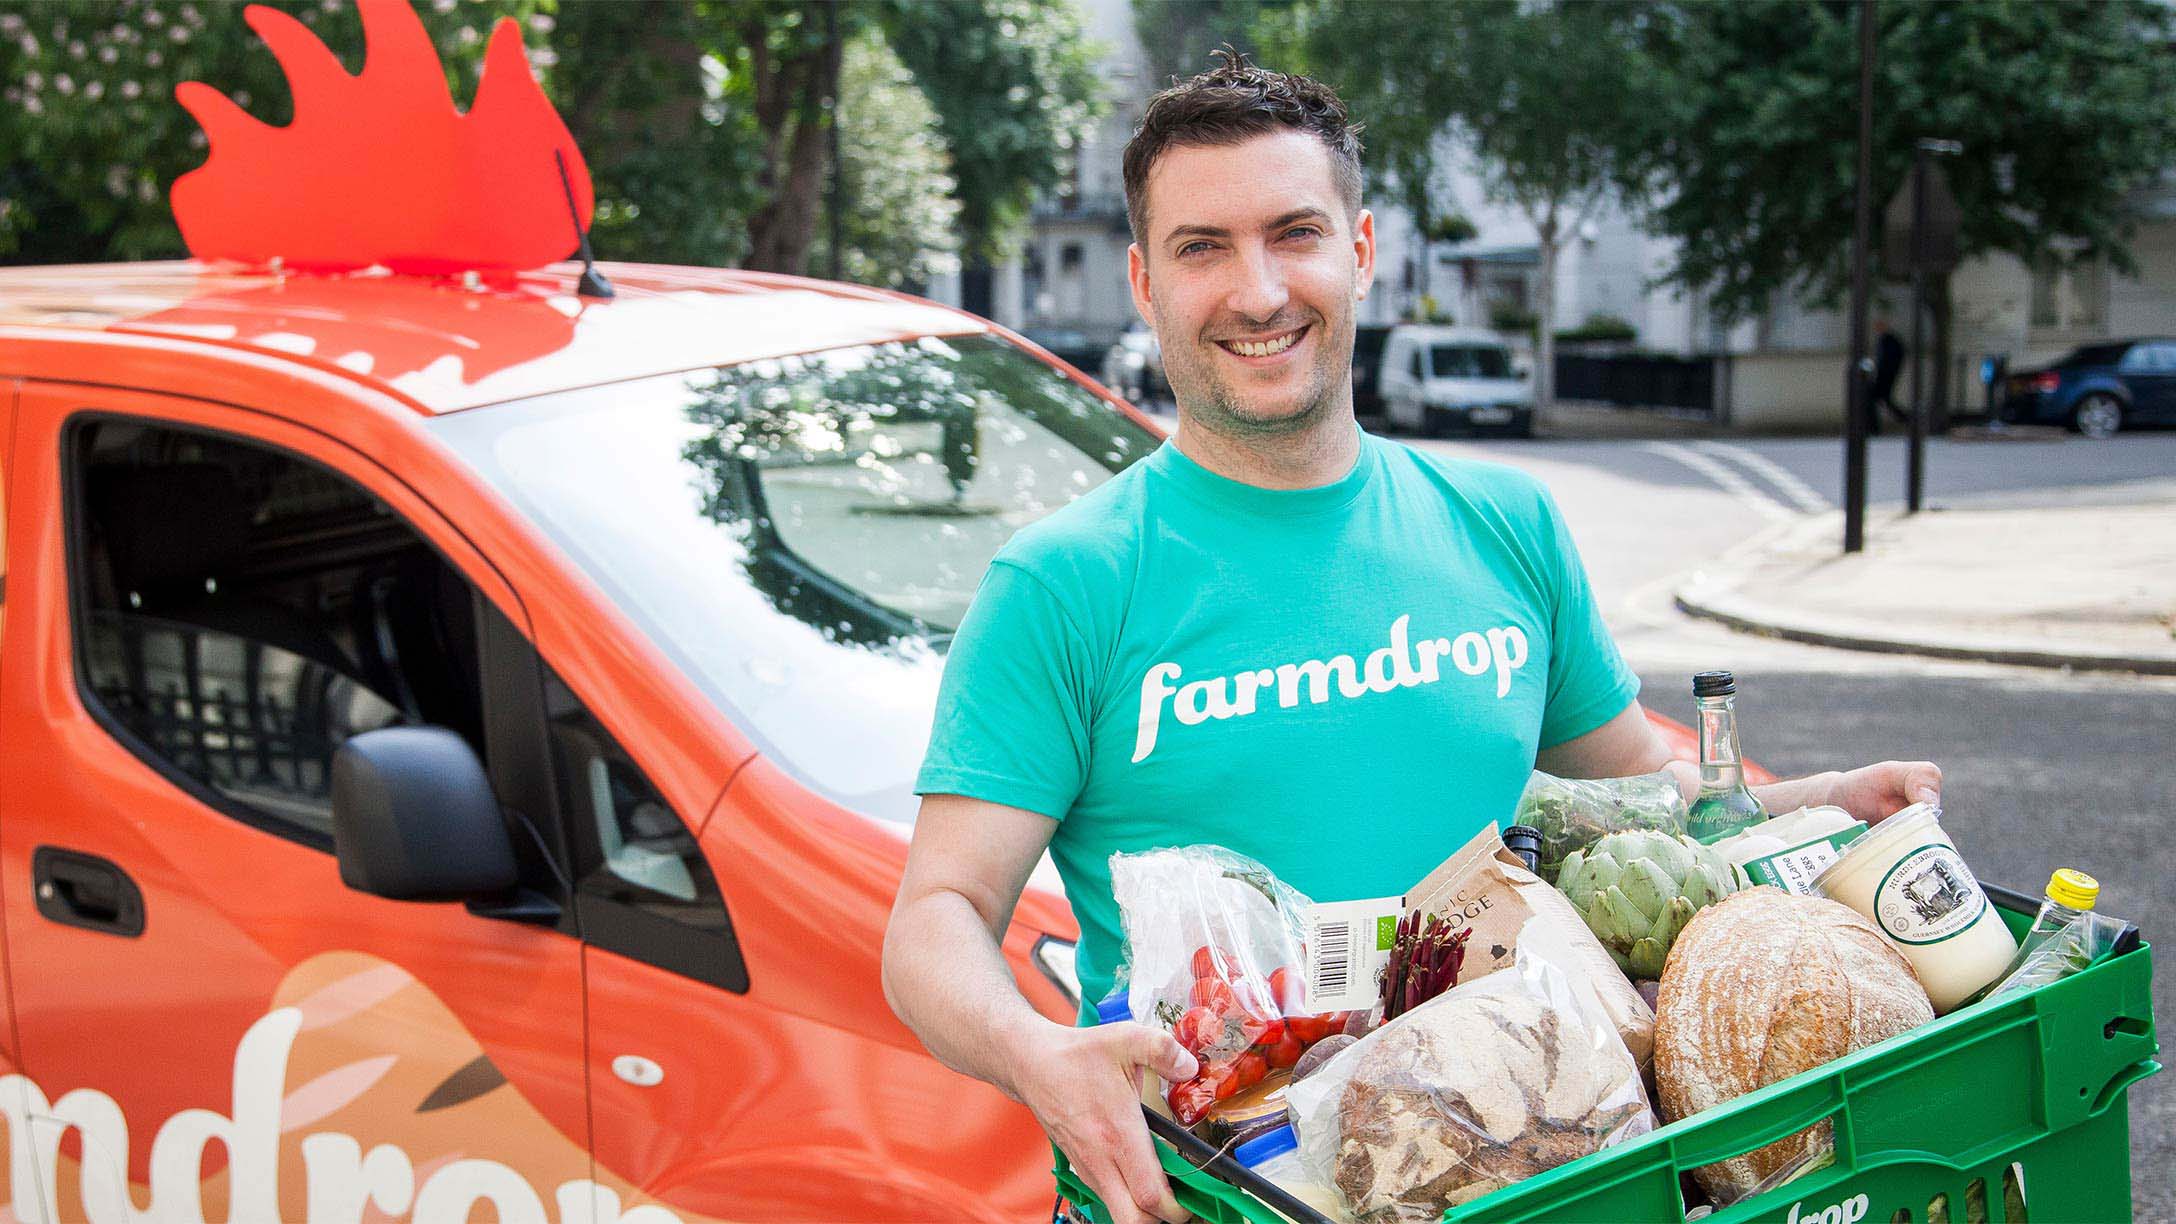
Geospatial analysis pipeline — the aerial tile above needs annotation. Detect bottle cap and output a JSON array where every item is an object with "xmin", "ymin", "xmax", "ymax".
[
  {"xmin": 1693, "ymin": 670, "xmax": 1736, "ymax": 697},
  {"xmin": 2046, "ymin": 868, "xmax": 2099, "ymax": 911},
  {"xmin": 1501, "ymin": 824, "xmax": 1543, "ymax": 873},
  {"xmin": 1233, "ymin": 1123, "xmax": 1297, "ymax": 1168}
]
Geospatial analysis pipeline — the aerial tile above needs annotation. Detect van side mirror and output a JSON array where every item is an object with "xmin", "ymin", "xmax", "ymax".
[{"xmin": 332, "ymin": 726, "xmax": 519, "ymax": 901}]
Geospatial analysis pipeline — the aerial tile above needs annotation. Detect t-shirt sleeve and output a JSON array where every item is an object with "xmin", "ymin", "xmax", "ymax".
[
  {"xmin": 914, "ymin": 559, "xmax": 1096, "ymax": 820},
  {"xmin": 1534, "ymin": 488, "xmax": 1641, "ymax": 749}
]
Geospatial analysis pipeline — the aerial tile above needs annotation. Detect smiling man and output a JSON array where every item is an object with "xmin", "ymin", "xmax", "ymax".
[{"xmin": 882, "ymin": 54, "xmax": 1940, "ymax": 1224}]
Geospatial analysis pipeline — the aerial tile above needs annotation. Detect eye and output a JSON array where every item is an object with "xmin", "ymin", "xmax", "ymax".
[
  {"xmin": 1178, "ymin": 240, "xmax": 1214, "ymax": 257},
  {"xmin": 1284, "ymin": 225, "xmax": 1324, "ymax": 241}
]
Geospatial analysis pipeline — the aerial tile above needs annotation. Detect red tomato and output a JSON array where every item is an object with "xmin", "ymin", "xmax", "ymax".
[
  {"xmin": 1189, "ymin": 945, "xmax": 1226, "ymax": 980},
  {"xmin": 1286, "ymin": 1015, "xmax": 1332, "ymax": 1044},
  {"xmin": 1168, "ymin": 1077, "xmax": 1217, "ymax": 1126},
  {"xmin": 1269, "ymin": 966, "xmax": 1303, "ymax": 1012},
  {"xmin": 1173, "ymin": 1005, "xmax": 1218, "ymax": 1055},
  {"xmin": 1189, "ymin": 977, "xmax": 1235, "ymax": 1010},
  {"xmin": 1254, "ymin": 1018, "xmax": 1286, "ymax": 1047},
  {"xmin": 1264, "ymin": 1031, "xmax": 1305, "ymax": 1069},
  {"xmin": 1210, "ymin": 1067, "xmax": 1241, "ymax": 1102},
  {"xmin": 1233, "ymin": 1052, "xmax": 1267, "ymax": 1090},
  {"xmin": 1229, "ymin": 977, "xmax": 1274, "ymax": 1019}
]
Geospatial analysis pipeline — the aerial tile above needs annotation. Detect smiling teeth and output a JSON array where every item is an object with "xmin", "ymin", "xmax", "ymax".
[{"xmin": 1231, "ymin": 331, "xmax": 1300, "ymax": 357}]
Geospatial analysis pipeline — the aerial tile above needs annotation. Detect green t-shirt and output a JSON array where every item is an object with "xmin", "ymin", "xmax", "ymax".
[{"xmin": 915, "ymin": 428, "xmax": 1638, "ymax": 1013}]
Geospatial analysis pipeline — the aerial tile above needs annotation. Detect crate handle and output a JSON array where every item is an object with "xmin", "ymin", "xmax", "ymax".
[{"xmin": 1673, "ymin": 1074, "xmax": 1850, "ymax": 1171}]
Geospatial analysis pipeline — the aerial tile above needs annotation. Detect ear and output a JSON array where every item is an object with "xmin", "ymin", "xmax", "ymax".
[
  {"xmin": 1352, "ymin": 208, "xmax": 1377, "ymax": 301},
  {"xmin": 1127, "ymin": 242, "xmax": 1156, "ymax": 326}
]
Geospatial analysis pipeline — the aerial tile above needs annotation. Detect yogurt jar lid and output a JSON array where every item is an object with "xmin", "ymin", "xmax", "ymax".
[{"xmin": 1810, "ymin": 802, "xmax": 1944, "ymax": 896}]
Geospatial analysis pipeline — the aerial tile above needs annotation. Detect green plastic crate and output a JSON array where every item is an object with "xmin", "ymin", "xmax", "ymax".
[{"xmin": 1056, "ymin": 888, "xmax": 2159, "ymax": 1224}]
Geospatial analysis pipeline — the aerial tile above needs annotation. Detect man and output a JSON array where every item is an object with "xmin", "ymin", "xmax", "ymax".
[
  {"xmin": 1868, "ymin": 315, "xmax": 1908, "ymax": 434},
  {"xmin": 882, "ymin": 56, "xmax": 1939, "ymax": 1224}
]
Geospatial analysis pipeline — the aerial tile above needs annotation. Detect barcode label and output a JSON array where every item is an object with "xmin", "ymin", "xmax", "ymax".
[{"xmin": 1300, "ymin": 895, "xmax": 1403, "ymax": 1013}]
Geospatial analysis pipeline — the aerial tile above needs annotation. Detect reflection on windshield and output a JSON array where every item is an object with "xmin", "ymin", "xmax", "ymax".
[
  {"xmin": 432, "ymin": 336, "xmax": 1156, "ymax": 824},
  {"xmin": 1430, "ymin": 345, "xmax": 1513, "ymax": 379}
]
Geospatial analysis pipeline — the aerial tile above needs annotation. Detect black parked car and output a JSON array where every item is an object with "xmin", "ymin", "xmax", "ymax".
[
  {"xmin": 1018, "ymin": 325, "xmax": 1112, "ymax": 378},
  {"xmin": 1351, "ymin": 323, "xmax": 1393, "ymax": 418},
  {"xmin": 2001, "ymin": 338, "xmax": 2176, "ymax": 439}
]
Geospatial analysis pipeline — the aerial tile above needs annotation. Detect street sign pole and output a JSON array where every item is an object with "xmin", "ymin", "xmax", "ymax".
[
  {"xmin": 1843, "ymin": 0, "xmax": 1875, "ymax": 554},
  {"xmin": 1907, "ymin": 145, "xmax": 1928, "ymax": 514}
]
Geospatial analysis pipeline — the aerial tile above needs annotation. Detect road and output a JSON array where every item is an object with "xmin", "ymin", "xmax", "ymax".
[{"xmin": 1407, "ymin": 426, "xmax": 2176, "ymax": 1221}]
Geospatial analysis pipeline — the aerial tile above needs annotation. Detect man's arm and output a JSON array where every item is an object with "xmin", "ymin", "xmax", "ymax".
[
  {"xmin": 882, "ymin": 793, "xmax": 1197, "ymax": 1224},
  {"xmin": 1536, "ymin": 699, "xmax": 1942, "ymax": 824}
]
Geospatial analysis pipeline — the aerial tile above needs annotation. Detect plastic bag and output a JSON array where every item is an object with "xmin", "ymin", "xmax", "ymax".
[
  {"xmin": 1982, "ymin": 908, "xmax": 2126, "ymax": 1002},
  {"xmin": 1110, "ymin": 845, "xmax": 1356, "ymax": 1128},
  {"xmin": 1285, "ymin": 947, "xmax": 1654, "ymax": 1223},
  {"xmin": 1513, "ymin": 769, "xmax": 1690, "ymax": 882}
]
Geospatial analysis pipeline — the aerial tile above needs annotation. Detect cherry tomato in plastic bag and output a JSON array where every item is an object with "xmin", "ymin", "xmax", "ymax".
[
  {"xmin": 1168, "ymin": 1077, "xmax": 1217, "ymax": 1126},
  {"xmin": 1286, "ymin": 1015, "xmax": 1331, "ymax": 1044},
  {"xmin": 1233, "ymin": 1052, "xmax": 1267, "ymax": 1090},
  {"xmin": 1173, "ymin": 1005, "xmax": 1218, "ymax": 1055},
  {"xmin": 1190, "ymin": 946, "xmax": 1227, "ymax": 980},
  {"xmin": 1189, "ymin": 977, "xmax": 1235, "ymax": 1010},
  {"xmin": 1264, "ymin": 1031, "xmax": 1305, "ymax": 1069},
  {"xmin": 1269, "ymin": 966, "xmax": 1303, "ymax": 1012}
]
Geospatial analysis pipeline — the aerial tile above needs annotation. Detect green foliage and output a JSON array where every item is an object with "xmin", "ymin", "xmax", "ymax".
[
  {"xmin": 1636, "ymin": 0, "xmax": 2176, "ymax": 321},
  {"xmin": 883, "ymin": 0, "xmax": 1106, "ymax": 264},
  {"xmin": 1423, "ymin": 212, "xmax": 1477, "ymax": 245},
  {"xmin": 1487, "ymin": 302, "xmax": 1537, "ymax": 333},
  {"xmin": 0, "ymin": 0, "xmax": 538, "ymax": 263},
  {"xmin": 1555, "ymin": 314, "xmax": 1638, "ymax": 344},
  {"xmin": 808, "ymin": 28, "xmax": 960, "ymax": 290},
  {"xmin": 1130, "ymin": 0, "xmax": 1271, "ymax": 92}
]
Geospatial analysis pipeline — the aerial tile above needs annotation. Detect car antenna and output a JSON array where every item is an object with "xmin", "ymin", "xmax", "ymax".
[{"xmin": 555, "ymin": 148, "xmax": 615, "ymax": 299}]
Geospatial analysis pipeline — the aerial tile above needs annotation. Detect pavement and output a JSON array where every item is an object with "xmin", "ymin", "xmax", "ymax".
[{"xmin": 1673, "ymin": 483, "xmax": 2176, "ymax": 676}]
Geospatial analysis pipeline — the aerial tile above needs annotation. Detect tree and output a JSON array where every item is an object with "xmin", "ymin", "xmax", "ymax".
[
  {"xmin": 1264, "ymin": 1, "xmax": 1662, "ymax": 406},
  {"xmin": 808, "ymin": 27, "xmax": 961, "ymax": 291},
  {"xmin": 1635, "ymin": 0, "xmax": 2176, "ymax": 407},
  {"xmin": 0, "ymin": 0, "xmax": 538, "ymax": 263}
]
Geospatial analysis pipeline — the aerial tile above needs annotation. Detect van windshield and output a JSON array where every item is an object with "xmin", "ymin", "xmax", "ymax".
[
  {"xmin": 432, "ymin": 335, "xmax": 1156, "ymax": 824},
  {"xmin": 1431, "ymin": 344, "xmax": 1513, "ymax": 379}
]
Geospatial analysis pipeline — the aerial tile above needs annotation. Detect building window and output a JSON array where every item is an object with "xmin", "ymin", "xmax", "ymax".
[{"xmin": 2030, "ymin": 253, "xmax": 2107, "ymax": 330}]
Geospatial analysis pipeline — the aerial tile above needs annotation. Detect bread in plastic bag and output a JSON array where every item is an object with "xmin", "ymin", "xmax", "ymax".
[
  {"xmin": 1110, "ymin": 845, "xmax": 1355, "ymax": 1127},
  {"xmin": 1285, "ymin": 946, "xmax": 1655, "ymax": 1222},
  {"xmin": 1514, "ymin": 769, "xmax": 1690, "ymax": 882}
]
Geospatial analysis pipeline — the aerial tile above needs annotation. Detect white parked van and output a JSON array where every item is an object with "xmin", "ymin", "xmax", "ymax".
[{"xmin": 1377, "ymin": 325, "xmax": 1533, "ymax": 437}]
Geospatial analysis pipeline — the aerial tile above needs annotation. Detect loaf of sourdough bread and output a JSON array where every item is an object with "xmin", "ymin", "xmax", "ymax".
[{"xmin": 1654, "ymin": 887, "xmax": 1933, "ymax": 1203}]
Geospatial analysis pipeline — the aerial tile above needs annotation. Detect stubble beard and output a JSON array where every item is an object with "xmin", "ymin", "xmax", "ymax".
[{"xmin": 1159, "ymin": 301, "xmax": 1357, "ymax": 443}]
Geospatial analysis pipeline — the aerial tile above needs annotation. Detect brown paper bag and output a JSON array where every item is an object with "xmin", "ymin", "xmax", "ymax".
[{"xmin": 1406, "ymin": 824, "xmax": 1655, "ymax": 1070}]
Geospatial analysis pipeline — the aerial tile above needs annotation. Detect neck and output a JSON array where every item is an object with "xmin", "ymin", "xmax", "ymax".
[{"xmin": 1170, "ymin": 402, "xmax": 1361, "ymax": 490}]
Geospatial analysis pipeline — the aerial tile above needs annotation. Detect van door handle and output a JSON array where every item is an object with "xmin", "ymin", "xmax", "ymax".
[{"xmin": 33, "ymin": 847, "xmax": 145, "ymax": 937}]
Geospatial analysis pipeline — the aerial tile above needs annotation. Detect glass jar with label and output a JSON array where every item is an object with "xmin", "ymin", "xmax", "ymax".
[{"xmin": 1812, "ymin": 803, "xmax": 2018, "ymax": 1013}]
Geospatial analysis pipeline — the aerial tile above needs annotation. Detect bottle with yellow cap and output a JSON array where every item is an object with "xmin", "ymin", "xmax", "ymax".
[{"xmin": 1968, "ymin": 868, "xmax": 2105, "ymax": 1005}]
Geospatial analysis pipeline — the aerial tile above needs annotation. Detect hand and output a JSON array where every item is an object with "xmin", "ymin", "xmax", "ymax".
[
  {"xmin": 1008, "ymin": 1019, "xmax": 1198, "ymax": 1224},
  {"xmin": 1830, "ymin": 760, "xmax": 1943, "ymax": 823}
]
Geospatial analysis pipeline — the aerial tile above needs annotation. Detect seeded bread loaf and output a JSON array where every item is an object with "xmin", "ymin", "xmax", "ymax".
[{"xmin": 1654, "ymin": 887, "xmax": 1933, "ymax": 1202}]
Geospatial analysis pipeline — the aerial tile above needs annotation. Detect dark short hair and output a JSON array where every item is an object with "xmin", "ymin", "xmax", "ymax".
[{"xmin": 1121, "ymin": 49, "xmax": 1365, "ymax": 247}]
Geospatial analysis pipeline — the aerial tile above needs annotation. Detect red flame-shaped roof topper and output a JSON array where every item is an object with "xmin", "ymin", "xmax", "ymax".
[{"xmin": 172, "ymin": 0, "xmax": 593, "ymax": 275}]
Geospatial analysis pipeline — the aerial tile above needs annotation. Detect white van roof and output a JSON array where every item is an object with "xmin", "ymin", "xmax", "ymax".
[{"xmin": 1388, "ymin": 324, "xmax": 1511, "ymax": 346}]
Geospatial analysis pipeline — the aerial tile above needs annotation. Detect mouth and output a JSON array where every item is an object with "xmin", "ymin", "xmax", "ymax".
[{"xmin": 1215, "ymin": 324, "xmax": 1310, "ymax": 363}]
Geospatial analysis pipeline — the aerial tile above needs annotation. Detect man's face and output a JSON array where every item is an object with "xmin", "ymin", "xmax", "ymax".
[{"xmin": 1128, "ymin": 130, "xmax": 1376, "ymax": 438}]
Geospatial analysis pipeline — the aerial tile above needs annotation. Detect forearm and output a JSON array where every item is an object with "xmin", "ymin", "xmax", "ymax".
[{"xmin": 881, "ymin": 887, "xmax": 1056, "ymax": 1101}]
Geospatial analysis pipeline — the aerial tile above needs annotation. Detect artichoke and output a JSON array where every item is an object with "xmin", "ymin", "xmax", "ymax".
[{"xmin": 1555, "ymin": 830, "xmax": 1741, "ymax": 979}]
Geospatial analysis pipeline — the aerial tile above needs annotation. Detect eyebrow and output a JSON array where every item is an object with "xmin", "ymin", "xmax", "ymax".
[{"xmin": 1163, "ymin": 208, "xmax": 1335, "ymax": 250}]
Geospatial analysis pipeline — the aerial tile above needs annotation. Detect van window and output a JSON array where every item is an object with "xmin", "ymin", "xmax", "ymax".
[
  {"xmin": 68, "ymin": 418, "xmax": 486, "ymax": 847},
  {"xmin": 1430, "ymin": 345, "xmax": 1513, "ymax": 379},
  {"xmin": 544, "ymin": 664, "xmax": 740, "ymax": 990},
  {"xmin": 1409, "ymin": 348, "xmax": 1423, "ymax": 379}
]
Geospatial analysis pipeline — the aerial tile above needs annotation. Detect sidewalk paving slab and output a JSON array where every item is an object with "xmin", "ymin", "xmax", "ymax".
[{"xmin": 1674, "ymin": 493, "xmax": 2176, "ymax": 676}]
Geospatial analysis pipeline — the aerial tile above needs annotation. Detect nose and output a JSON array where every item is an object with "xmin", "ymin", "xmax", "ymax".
[{"xmin": 1224, "ymin": 243, "xmax": 1291, "ymax": 324}]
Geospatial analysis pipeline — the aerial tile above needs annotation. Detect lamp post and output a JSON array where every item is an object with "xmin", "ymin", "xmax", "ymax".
[
  {"xmin": 1905, "ymin": 137, "xmax": 1963, "ymax": 514},
  {"xmin": 1843, "ymin": 0, "xmax": 1876, "ymax": 554}
]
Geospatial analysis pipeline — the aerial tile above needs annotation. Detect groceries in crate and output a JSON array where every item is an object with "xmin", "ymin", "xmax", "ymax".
[
  {"xmin": 1554, "ymin": 829, "xmax": 1740, "ymax": 979},
  {"xmin": 1652, "ymin": 887, "xmax": 1934, "ymax": 1203},
  {"xmin": 1285, "ymin": 948, "xmax": 1654, "ymax": 1223},
  {"xmin": 1233, "ymin": 1124, "xmax": 1348, "ymax": 1218},
  {"xmin": 1512, "ymin": 768, "xmax": 1689, "ymax": 883},
  {"xmin": 1811, "ymin": 803, "xmax": 2018, "ymax": 1013},
  {"xmin": 1710, "ymin": 805, "xmax": 1866, "ymax": 895}
]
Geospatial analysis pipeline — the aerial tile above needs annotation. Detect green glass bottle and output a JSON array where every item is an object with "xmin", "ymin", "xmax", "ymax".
[{"xmin": 1687, "ymin": 671, "xmax": 1765, "ymax": 841}]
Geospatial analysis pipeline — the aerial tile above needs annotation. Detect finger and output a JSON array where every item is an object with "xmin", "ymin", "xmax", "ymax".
[
  {"xmin": 1907, "ymin": 761, "xmax": 1942, "ymax": 806},
  {"xmin": 1131, "ymin": 1025, "xmax": 1199, "ymax": 1083},
  {"xmin": 1080, "ymin": 1159, "xmax": 1152, "ymax": 1224},
  {"xmin": 1112, "ymin": 1111, "xmax": 1191, "ymax": 1223}
]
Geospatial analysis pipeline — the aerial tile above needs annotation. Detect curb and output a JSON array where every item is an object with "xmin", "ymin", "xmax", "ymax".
[{"xmin": 1673, "ymin": 584, "xmax": 2176, "ymax": 677}]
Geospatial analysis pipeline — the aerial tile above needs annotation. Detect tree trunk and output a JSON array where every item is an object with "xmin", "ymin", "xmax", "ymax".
[
  {"xmin": 743, "ymin": 11, "xmax": 843, "ymax": 274},
  {"xmin": 1534, "ymin": 218, "xmax": 1558, "ymax": 410}
]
